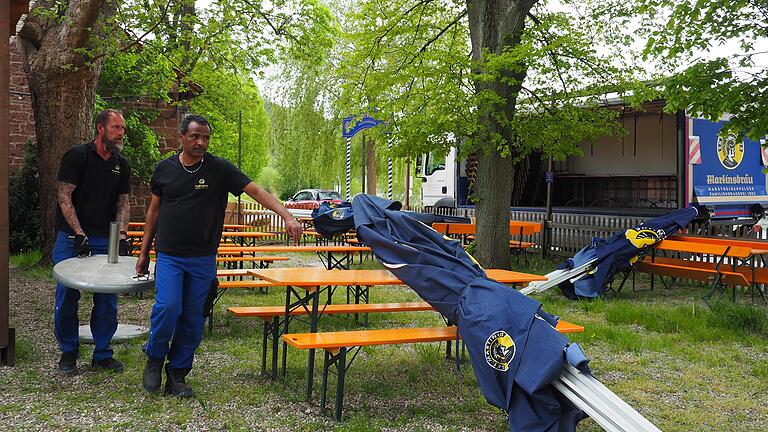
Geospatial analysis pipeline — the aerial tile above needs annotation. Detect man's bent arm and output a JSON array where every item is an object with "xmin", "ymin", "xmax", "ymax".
[
  {"xmin": 116, "ymin": 193, "xmax": 130, "ymax": 238},
  {"xmin": 57, "ymin": 181, "xmax": 84, "ymax": 235},
  {"xmin": 243, "ymin": 182, "xmax": 303, "ymax": 243}
]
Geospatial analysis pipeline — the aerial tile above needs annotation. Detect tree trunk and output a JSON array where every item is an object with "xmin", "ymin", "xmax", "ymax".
[
  {"xmin": 467, "ymin": 0, "xmax": 536, "ymax": 269},
  {"xmin": 366, "ymin": 137, "xmax": 377, "ymax": 195},
  {"xmin": 16, "ymin": 0, "xmax": 113, "ymax": 263}
]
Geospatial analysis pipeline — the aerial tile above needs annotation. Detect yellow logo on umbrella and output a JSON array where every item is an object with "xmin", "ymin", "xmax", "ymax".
[
  {"xmin": 485, "ymin": 330, "xmax": 516, "ymax": 371},
  {"xmin": 625, "ymin": 227, "xmax": 663, "ymax": 249},
  {"xmin": 717, "ymin": 133, "xmax": 743, "ymax": 170}
]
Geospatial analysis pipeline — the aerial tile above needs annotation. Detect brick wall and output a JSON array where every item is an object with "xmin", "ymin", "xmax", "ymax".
[
  {"xmin": 8, "ymin": 42, "xmax": 34, "ymax": 170},
  {"xmin": 120, "ymin": 98, "xmax": 180, "ymax": 154}
]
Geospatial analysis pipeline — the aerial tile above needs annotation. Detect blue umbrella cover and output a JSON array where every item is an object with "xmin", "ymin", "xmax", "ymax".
[{"xmin": 352, "ymin": 194, "xmax": 589, "ymax": 432}]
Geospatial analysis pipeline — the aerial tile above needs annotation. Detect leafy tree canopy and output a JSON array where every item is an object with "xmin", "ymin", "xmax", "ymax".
[
  {"xmin": 631, "ymin": 0, "xmax": 768, "ymax": 140},
  {"xmin": 334, "ymin": 0, "xmax": 644, "ymax": 163}
]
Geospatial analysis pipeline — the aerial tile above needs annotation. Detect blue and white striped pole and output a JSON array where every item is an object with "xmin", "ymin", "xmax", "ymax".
[
  {"xmin": 345, "ymin": 137, "xmax": 352, "ymax": 201},
  {"xmin": 387, "ymin": 138, "xmax": 393, "ymax": 199}
]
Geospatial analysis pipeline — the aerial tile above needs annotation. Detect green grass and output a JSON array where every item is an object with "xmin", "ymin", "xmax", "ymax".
[
  {"xmin": 9, "ymin": 249, "xmax": 43, "ymax": 268},
  {"xmin": 4, "ymin": 252, "xmax": 768, "ymax": 431}
]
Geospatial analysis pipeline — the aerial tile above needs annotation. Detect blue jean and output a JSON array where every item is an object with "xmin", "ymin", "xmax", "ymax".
[
  {"xmin": 144, "ymin": 252, "xmax": 216, "ymax": 369},
  {"xmin": 52, "ymin": 231, "xmax": 118, "ymax": 361}
]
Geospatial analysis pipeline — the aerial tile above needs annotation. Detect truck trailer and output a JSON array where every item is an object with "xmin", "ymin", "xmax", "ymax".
[{"xmin": 416, "ymin": 101, "xmax": 767, "ymax": 222}]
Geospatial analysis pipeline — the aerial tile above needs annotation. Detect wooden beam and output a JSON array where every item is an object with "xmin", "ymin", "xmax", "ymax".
[{"xmin": 2, "ymin": 0, "xmax": 19, "ymax": 366}]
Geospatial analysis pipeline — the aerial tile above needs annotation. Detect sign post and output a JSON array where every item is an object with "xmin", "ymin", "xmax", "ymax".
[{"xmin": 342, "ymin": 114, "xmax": 385, "ymax": 201}]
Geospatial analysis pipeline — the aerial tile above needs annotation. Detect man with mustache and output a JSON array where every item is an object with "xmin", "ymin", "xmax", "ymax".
[
  {"xmin": 53, "ymin": 108, "xmax": 132, "ymax": 375},
  {"xmin": 136, "ymin": 114, "xmax": 302, "ymax": 397}
]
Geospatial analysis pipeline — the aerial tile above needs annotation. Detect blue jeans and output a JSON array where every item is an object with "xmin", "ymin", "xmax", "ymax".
[
  {"xmin": 144, "ymin": 252, "xmax": 216, "ymax": 369},
  {"xmin": 52, "ymin": 231, "xmax": 117, "ymax": 361}
]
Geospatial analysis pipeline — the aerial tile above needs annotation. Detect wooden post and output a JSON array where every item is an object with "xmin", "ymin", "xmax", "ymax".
[
  {"xmin": 1, "ymin": 0, "xmax": 17, "ymax": 366},
  {"xmin": 542, "ymin": 156, "xmax": 553, "ymax": 258}
]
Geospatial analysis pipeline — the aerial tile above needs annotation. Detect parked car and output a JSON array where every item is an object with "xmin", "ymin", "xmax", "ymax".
[{"xmin": 284, "ymin": 189, "xmax": 343, "ymax": 209}]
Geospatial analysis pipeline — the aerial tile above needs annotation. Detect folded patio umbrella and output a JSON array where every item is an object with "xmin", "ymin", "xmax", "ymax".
[
  {"xmin": 312, "ymin": 199, "xmax": 470, "ymax": 238},
  {"xmin": 526, "ymin": 207, "xmax": 700, "ymax": 299},
  {"xmin": 351, "ymin": 194, "xmax": 590, "ymax": 432}
]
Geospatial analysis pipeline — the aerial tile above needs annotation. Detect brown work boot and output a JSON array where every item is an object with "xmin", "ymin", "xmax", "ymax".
[
  {"xmin": 164, "ymin": 364, "xmax": 194, "ymax": 398},
  {"xmin": 142, "ymin": 357, "xmax": 164, "ymax": 393}
]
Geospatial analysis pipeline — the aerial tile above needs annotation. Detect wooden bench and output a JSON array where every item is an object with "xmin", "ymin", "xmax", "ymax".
[
  {"xmin": 206, "ymin": 279, "xmax": 277, "ymax": 333},
  {"xmin": 631, "ymin": 239, "xmax": 755, "ymax": 300},
  {"xmin": 282, "ymin": 321, "xmax": 584, "ymax": 420},
  {"xmin": 635, "ymin": 256, "xmax": 765, "ymax": 302},
  {"xmin": 227, "ymin": 302, "xmax": 435, "ymax": 380},
  {"xmin": 216, "ymin": 255, "xmax": 289, "ymax": 269}
]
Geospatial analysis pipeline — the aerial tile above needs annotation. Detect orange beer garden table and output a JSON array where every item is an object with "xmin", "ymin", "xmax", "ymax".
[
  {"xmin": 248, "ymin": 267, "xmax": 548, "ymax": 397},
  {"xmin": 432, "ymin": 221, "xmax": 542, "ymax": 245},
  {"xmin": 217, "ymin": 245, "xmax": 371, "ymax": 270},
  {"xmin": 128, "ymin": 221, "xmax": 254, "ymax": 231}
]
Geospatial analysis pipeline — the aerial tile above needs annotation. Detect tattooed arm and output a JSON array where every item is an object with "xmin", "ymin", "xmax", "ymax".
[
  {"xmin": 116, "ymin": 193, "xmax": 130, "ymax": 239},
  {"xmin": 57, "ymin": 181, "xmax": 84, "ymax": 235}
]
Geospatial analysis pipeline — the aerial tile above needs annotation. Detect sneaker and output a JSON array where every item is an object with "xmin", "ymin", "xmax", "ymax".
[
  {"xmin": 142, "ymin": 357, "xmax": 164, "ymax": 393},
  {"xmin": 91, "ymin": 357, "xmax": 124, "ymax": 373},
  {"xmin": 58, "ymin": 351, "xmax": 78, "ymax": 375},
  {"xmin": 164, "ymin": 365, "xmax": 194, "ymax": 398}
]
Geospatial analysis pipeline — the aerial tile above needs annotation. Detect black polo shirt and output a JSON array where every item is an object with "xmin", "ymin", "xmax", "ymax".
[
  {"xmin": 55, "ymin": 142, "xmax": 131, "ymax": 237},
  {"xmin": 150, "ymin": 153, "xmax": 251, "ymax": 257}
]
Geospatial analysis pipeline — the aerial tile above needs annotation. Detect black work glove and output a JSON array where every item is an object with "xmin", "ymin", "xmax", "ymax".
[
  {"xmin": 73, "ymin": 234, "xmax": 92, "ymax": 258},
  {"xmin": 119, "ymin": 238, "xmax": 130, "ymax": 256}
]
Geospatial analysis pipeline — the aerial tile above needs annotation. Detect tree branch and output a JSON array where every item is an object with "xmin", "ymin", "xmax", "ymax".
[{"xmin": 419, "ymin": 9, "xmax": 467, "ymax": 53}]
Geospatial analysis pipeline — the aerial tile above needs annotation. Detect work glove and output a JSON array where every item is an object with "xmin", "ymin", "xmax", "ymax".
[
  {"xmin": 73, "ymin": 234, "xmax": 92, "ymax": 258},
  {"xmin": 119, "ymin": 238, "xmax": 130, "ymax": 256}
]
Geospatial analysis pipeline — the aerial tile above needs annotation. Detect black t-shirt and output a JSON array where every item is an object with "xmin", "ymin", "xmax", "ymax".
[
  {"xmin": 151, "ymin": 153, "xmax": 251, "ymax": 257},
  {"xmin": 55, "ymin": 142, "xmax": 132, "ymax": 237}
]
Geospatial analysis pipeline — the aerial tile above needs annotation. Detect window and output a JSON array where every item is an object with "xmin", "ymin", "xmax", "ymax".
[
  {"xmin": 319, "ymin": 191, "xmax": 342, "ymax": 200},
  {"xmin": 425, "ymin": 152, "xmax": 446, "ymax": 176},
  {"xmin": 294, "ymin": 191, "xmax": 313, "ymax": 201}
]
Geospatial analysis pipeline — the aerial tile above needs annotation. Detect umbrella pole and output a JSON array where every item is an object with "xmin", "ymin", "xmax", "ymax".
[{"xmin": 555, "ymin": 365, "xmax": 662, "ymax": 432}]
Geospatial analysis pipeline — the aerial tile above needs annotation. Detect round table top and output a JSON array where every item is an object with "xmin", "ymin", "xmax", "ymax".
[{"xmin": 52, "ymin": 255, "xmax": 155, "ymax": 294}]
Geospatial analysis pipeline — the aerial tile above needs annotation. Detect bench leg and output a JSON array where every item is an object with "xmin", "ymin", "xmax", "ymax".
[
  {"xmin": 261, "ymin": 320, "xmax": 268, "ymax": 374},
  {"xmin": 271, "ymin": 316, "xmax": 280, "ymax": 380},
  {"xmin": 335, "ymin": 347, "xmax": 347, "ymax": 421},
  {"xmin": 306, "ymin": 290, "xmax": 320, "ymax": 400},
  {"xmin": 455, "ymin": 334, "xmax": 460, "ymax": 373},
  {"xmin": 320, "ymin": 350, "xmax": 330, "ymax": 412},
  {"xmin": 282, "ymin": 287, "xmax": 291, "ymax": 380}
]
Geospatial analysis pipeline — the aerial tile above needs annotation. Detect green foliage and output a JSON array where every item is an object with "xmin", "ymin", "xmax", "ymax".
[
  {"xmin": 335, "ymin": 0, "xmax": 643, "ymax": 162},
  {"xmin": 631, "ymin": 0, "xmax": 768, "ymax": 140},
  {"xmin": 255, "ymin": 165, "xmax": 282, "ymax": 194},
  {"xmin": 97, "ymin": 49, "xmax": 175, "ymax": 101},
  {"xmin": 189, "ymin": 62, "xmax": 271, "ymax": 180},
  {"xmin": 121, "ymin": 111, "xmax": 163, "ymax": 181},
  {"xmin": 9, "ymin": 140, "xmax": 42, "ymax": 254},
  {"xmin": 94, "ymin": 96, "xmax": 163, "ymax": 182}
]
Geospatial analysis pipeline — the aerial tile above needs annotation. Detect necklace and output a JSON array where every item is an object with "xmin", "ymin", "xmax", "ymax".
[{"xmin": 179, "ymin": 154, "xmax": 204, "ymax": 174}]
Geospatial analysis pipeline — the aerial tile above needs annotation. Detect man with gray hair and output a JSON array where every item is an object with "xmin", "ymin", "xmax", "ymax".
[{"xmin": 53, "ymin": 108, "xmax": 131, "ymax": 375}]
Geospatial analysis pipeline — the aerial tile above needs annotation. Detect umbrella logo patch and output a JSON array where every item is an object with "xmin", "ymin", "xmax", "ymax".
[
  {"xmin": 625, "ymin": 227, "xmax": 665, "ymax": 249},
  {"xmin": 485, "ymin": 331, "xmax": 516, "ymax": 371},
  {"xmin": 716, "ymin": 133, "xmax": 743, "ymax": 170}
]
